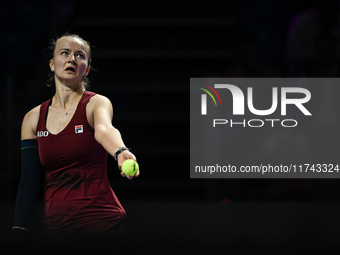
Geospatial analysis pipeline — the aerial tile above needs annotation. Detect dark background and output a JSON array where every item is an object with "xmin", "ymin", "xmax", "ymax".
[{"xmin": 1, "ymin": 0, "xmax": 340, "ymax": 254}]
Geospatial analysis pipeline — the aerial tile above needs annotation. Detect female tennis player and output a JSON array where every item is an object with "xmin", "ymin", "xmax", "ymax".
[{"xmin": 12, "ymin": 34, "xmax": 139, "ymax": 239}]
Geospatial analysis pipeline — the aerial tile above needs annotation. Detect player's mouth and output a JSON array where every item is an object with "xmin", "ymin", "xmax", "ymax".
[{"xmin": 65, "ymin": 66, "xmax": 76, "ymax": 73}]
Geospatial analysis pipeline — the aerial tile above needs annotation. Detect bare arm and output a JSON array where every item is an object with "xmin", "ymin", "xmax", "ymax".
[
  {"xmin": 21, "ymin": 106, "xmax": 40, "ymax": 140},
  {"xmin": 88, "ymin": 95, "xmax": 139, "ymax": 179}
]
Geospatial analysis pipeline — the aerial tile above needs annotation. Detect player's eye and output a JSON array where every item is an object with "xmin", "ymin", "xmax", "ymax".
[{"xmin": 76, "ymin": 53, "xmax": 85, "ymax": 59}]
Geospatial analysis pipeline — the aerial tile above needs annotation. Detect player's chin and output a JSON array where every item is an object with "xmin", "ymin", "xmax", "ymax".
[{"xmin": 62, "ymin": 75, "xmax": 82, "ymax": 84}]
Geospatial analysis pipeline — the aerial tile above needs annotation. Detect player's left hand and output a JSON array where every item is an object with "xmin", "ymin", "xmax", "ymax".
[{"xmin": 118, "ymin": 150, "xmax": 139, "ymax": 179}]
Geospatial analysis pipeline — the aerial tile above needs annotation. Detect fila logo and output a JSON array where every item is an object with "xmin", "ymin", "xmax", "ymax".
[{"xmin": 75, "ymin": 125, "xmax": 83, "ymax": 134}]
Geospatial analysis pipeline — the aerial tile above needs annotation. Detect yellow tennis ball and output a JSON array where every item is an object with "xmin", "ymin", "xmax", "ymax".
[{"xmin": 122, "ymin": 159, "xmax": 139, "ymax": 176}]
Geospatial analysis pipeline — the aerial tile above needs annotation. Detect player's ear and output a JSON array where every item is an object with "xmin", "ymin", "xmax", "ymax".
[
  {"xmin": 49, "ymin": 59, "xmax": 54, "ymax": 72},
  {"xmin": 85, "ymin": 66, "xmax": 90, "ymax": 76}
]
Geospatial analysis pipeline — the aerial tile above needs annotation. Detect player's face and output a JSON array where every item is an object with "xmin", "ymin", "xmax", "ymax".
[{"xmin": 49, "ymin": 37, "xmax": 90, "ymax": 87}]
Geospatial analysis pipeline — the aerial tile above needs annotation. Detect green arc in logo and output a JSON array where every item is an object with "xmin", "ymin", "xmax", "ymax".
[{"xmin": 198, "ymin": 87, "xmax": 217, "ymax": 106}]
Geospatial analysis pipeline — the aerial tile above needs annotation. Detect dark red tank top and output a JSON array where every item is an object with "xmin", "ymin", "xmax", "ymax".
[{"xmin": 37, "ymin": 91, "xmax": 126, "ymax": 236}]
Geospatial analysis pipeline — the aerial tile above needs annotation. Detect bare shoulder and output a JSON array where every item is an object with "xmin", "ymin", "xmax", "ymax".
[
  {"xmin": 21, "ymin": 105, "xmax": 41, "ymax": 140},
  {"xmin": 87, "ymin": 94, "xmax": 113, "ymax": 113},
  {"xmin": 87, "ymin": 94, "xmax": 113, "ymax": 127},
  {"xmin": 88, "ymin": 94, "xmax": 112, "ymax": 107}
]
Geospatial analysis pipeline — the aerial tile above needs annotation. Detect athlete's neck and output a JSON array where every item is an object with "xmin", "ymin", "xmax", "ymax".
[{"xmin": 53, "ymin": 86, "xmax": 85, "ymax": 110}]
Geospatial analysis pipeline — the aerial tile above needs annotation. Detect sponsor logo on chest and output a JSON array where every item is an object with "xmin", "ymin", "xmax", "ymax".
[
  {"xmin": 37, "ymin": 131, "xmax": 49, "ymax": 137},
  {"xmin": 75, "ymin": 125, "xmax": 83, "ymax": 134}
]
